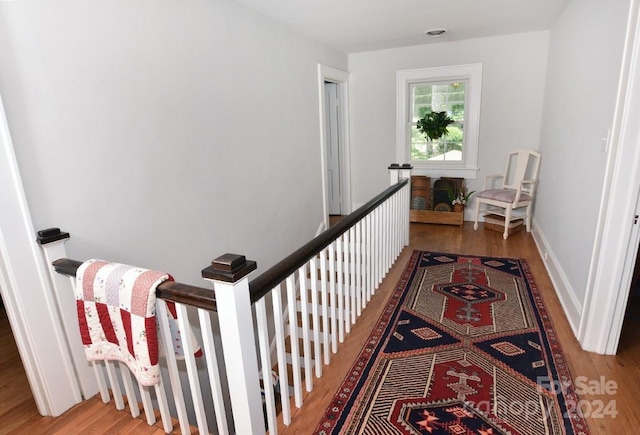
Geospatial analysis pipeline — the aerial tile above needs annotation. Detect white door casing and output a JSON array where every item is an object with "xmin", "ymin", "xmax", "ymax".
[
  {"xmin": 580, "ymin": 0, "xmax": 640, "ymax": 354},
  {"xmin": 325, "ymin": 82, "xmax": 342, "ymax": 215},
  {"xmin": 318, "ymin": 64, "xmax": 351, "ymax": 230}
]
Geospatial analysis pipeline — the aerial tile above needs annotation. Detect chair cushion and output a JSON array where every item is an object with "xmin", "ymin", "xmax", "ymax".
[{"xmin": 476, "ymin": 189, "xmax": 531, "ymax": 203}]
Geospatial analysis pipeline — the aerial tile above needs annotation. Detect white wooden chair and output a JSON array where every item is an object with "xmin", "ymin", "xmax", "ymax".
[{"xmin": 473, "ymin": 149, "xmax": 541, "ymax": 239}]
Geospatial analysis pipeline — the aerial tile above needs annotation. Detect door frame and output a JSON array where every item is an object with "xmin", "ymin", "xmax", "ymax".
[
  {"xmin": 0, "ymin": 92, "xmax": 82, "ymax": 415},
  {"xmin": 318, "ymin": 64, "xmax": 351, "ymax": 230},
  {"xmin": 580, "ymin": 0, "xmax": 640, "ymax": 354}
]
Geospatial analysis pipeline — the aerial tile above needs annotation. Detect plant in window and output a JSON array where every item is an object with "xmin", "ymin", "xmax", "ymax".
[{"xmin": 416, "ymin": 110, "xmax": 455, "ymax": 141}]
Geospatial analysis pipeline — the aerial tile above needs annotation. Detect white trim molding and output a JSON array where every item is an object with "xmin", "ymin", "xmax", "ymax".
[{"xmin": 531, "ymin": 222, "xmax": 582, "ymax": 335}]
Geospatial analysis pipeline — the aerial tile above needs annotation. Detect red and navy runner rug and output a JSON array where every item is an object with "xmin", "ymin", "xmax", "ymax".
[{"xmin": 314, "ymin": 251, "xmax": 589, "ymax": 434}]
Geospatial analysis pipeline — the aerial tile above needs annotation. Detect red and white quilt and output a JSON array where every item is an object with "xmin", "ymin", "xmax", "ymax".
[{"xmin": 75, "ymin": 259, "xmax": 200, "ymax": 386}]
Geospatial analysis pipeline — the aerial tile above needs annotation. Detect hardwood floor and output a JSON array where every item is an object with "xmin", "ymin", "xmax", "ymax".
[
  {"xmin": 280, "ymin": 222, "xmax": 640, "ymax": 434},
  {"xmin": 2, "ymin": 223, "xmax": 639, "ymax": 433},
  {"xmin": 0, "ymin": 305, "xmax": 183, "ymax": 434}
]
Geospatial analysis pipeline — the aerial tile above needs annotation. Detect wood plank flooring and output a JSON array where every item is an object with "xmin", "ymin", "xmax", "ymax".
[
  {"xmin": 280, "ymin": 222, "xmax": 640, "ymax": 434},
  {"xmin": 0, "ymin": 306, "xmax": 185, "ymax": 434},
  {"xmin": 1, "ymin": 222, "xmax": 639, "ymax": 433}
]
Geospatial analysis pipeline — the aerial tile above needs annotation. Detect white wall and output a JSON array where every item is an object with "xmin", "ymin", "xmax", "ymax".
[
  {"xmin": 0, "ymin": 0, "xmax": 347, "ymax": 284},
  {"xmin": 348, "ymin": 31, "xmax": 550, "ymax": 209},
  {"xmin": 536, "ymin": 0, "xmax": 630, "ymax": 315}
]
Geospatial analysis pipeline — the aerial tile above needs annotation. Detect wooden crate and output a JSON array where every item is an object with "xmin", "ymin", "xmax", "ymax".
[
  {"xmin": 411, "ymin": 176, "xmax": 431, "ymax": 189},
  {"xmin": 410, "ymin": 176, "xmax": 431, "ymax": 210},
  {"xmin": 410, "ymin": 209, "xmax": 464, "ymax": 226}
]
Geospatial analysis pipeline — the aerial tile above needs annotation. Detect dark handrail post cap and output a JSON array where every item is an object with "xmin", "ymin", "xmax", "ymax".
[
  {"xmin": 401, "ymin": 163, "xmax": 413, "ymax": 169},
  {"xmin": 202, "ymin": 253, "xmax": 257, "ymax": 283},
  {"xmin": 388, "ymin": 163, "xmax": 401, "ymax": 169},
  {"xmin": 36, "ymin": 227, "xmax": 70, "ymax": 245}
]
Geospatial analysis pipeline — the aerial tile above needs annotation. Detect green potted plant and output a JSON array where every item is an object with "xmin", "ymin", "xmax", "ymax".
[
  {"xmin": 449, "ymin": 186, "xmax": 476, "ymax": 212},
  {"xmin": 416, "ymin": 110, "xmax": 455, "ymax": 141}
]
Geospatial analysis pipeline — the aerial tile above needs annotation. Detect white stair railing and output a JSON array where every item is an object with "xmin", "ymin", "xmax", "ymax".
[
  {"xmin": 203, "ymin": 164, "xmax": 411, "ymax": 434},
  {"xmin": 42, "ymin": 251, "xmax": 233, "ymax": 434},
  {"xmin": 40, "ymin": 163, "xmax": 411, "ymax": 435}
]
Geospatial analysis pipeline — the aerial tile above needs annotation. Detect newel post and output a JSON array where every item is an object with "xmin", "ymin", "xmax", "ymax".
[
  {"xmin": 388, "ymin": 163, "xmax": 401, "ymax": 185},
  {"xmin": 202, "ymin": 254, "xmax": 264, "ymax": 435},
  {"xmin": 36, "ymin": 228, "xmax": 98, "ymax": 400},
  {"xmin": 400, "ymin": 164, "xmax": 412, "ymax": 246},
  {"xmin": 389, "ymin": 164, "xmax": 413, "ymax": 246},
  {"xmin": 399, "ymin": 163, "xmax": 412, "ymax": 183},
  {"xmin": 388, "ymin": 162, "xmax": 412, "ymax": 185}
]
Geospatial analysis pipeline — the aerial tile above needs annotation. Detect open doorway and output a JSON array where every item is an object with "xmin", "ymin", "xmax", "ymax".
[
  {"xmin": 0, "ymin": 291, "xmax": 39, "ymax": 421},
  {"xmin": 618, "ymin": 241, "xmax": 640, "ymax": 352},
  {"xmin": 324, "ymin": 81, "xmax": 343, "ymax": 217},
  {"xmin": 318, "ymin": 64, "xmax": 351, "ymax": 231}
]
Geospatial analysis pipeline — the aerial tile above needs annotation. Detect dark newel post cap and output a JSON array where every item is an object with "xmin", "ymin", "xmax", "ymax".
[
  {"xmin": 401, "ymin": 163, "xmax": 413, "ymax": 169},
  {"xmin": 388, "ymin": 163, "xmax": 401, "ymax": 169},
  {"xmin": 36, "ymin": 228, "xmax": 70, "ymax": 245},
  {"xmin": 202, "ymin": 253, "xmax": 257, "ymax": 283}
]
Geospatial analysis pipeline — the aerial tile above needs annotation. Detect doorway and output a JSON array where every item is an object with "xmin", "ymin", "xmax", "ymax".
[
  {"xmin": 578, "ymin": 4, "xmax": 640, "ymax": 355},
  {"xmin": 318, "ymin": 64, "xmax": 351, "ymax": 230},
  {"xmin": 617, "ymin": 243, "xmax": 640, "ymax": 357},
  {"xmin": 0, "ymin": 291, "xmax": 38, "ymax": 423},
  {"xmin": 324, "ymin": 81, "xmax": 342, "ymax": 216}
]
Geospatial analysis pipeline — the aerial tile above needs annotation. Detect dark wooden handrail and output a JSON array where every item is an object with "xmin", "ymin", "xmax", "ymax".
[
  {"xmin": 52, "ymin": 258, "xmax": 218, "ymax": 311},
  {"xmin": 248, "ymin": 178, "xmax": 409, "ymax": 303},
  {"xmin": 50, "ymin": 177, "xmax": 408, "ymax": 312}
]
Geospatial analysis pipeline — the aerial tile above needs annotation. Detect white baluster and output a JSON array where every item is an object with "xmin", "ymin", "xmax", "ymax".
[
  {"xmin": 255, "ymin": 298, "xmax": 277, "ymax": 434},
  {"xmin": 93, "ymin": 362, "xmax": 110, "ymax": 404},
  {"xmin": 138, "ymin": 385, "xmax": 156, "ymax": 426},
  {"xmin": 153, "ymin": 380, "xmax": 173, "ymax": 434},
  {"xmin": 104, "ymin": 361, "xmax": 124, "ymax": 410},
  {"xmin": 118, "ymin": 366, "xmax": 140, "ymax": 418},
  {"xmin": 309, "ymin": 256, "xmax": 322, "ymax": 378},
  {"xmin": 320, "ymin": 248, "xmax": 330, "ymax": 365},
  {"xmin": 349, "ymin": 227, "xmax": 356, "ymax": 325},
  {"xmin": 198, "ymin": 309, "xmax": 230, "ymax": 435},
  {"xmin": 336, "ymin": 235, "xmax": 345, "ymax": 342},
  {"xmin": 377, "ymin": 203, "xmax": 382, "ymax": 274},
  {"xmin": 328, "ymin": 242, "xmax": 337, "ymax": 354},
  {"xmin": 286, "ymin": 275, "xmax": 303, "ymax": 408},
  {"xmin": 356, "ymin": 221, "xmax": 362, "ymax": 315},
  {"xmin": 272, "ymin": 283, "xmax": 291, "ymax": 424},
  {"xmin": 298, "ymin": 264, "xmax": 313, "ymax": 392},
  {"xmin": 175, "ymin": 303, "xmax": 209, "ymax": 434},
  {"xmin": 364, "ymin": 214, "xmax": 371, "ymax": 301},
  {"xmin": 343, "ymin": 231, "xmax": 351, "ymax": 334},
  {"xmin": 156, "ymin": 300, "xmax": 188, "ymax": 434}
]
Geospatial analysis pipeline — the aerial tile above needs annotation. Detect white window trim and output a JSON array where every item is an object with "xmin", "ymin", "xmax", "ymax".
[{"xmin": 396, "ymin": 63, "xmax": 483, "ymax": 179}]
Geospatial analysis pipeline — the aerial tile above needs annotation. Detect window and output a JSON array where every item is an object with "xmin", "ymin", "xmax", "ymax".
[
  {"xmin": 410, "ymin": 81, "xmax": 465, "ymax": 162},
  {"xmin": 396, "ymin": 64, "xmax": 482, "ymax": 178}
]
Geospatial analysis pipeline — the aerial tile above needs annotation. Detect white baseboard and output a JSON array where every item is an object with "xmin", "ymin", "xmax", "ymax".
[{"xmin": 531, "ymin": 220, "xmax": 582, "ymax": 337}]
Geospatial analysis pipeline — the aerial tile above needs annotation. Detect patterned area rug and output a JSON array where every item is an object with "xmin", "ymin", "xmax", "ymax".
[{"xmin": 314, "ymin": 251, "xmax": 589, "ymax": 434}]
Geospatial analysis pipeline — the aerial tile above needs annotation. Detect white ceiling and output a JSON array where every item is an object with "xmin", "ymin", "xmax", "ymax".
[{"xmin": 234, "ymin": 0, "xmax": 569, "ymax": 54}]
